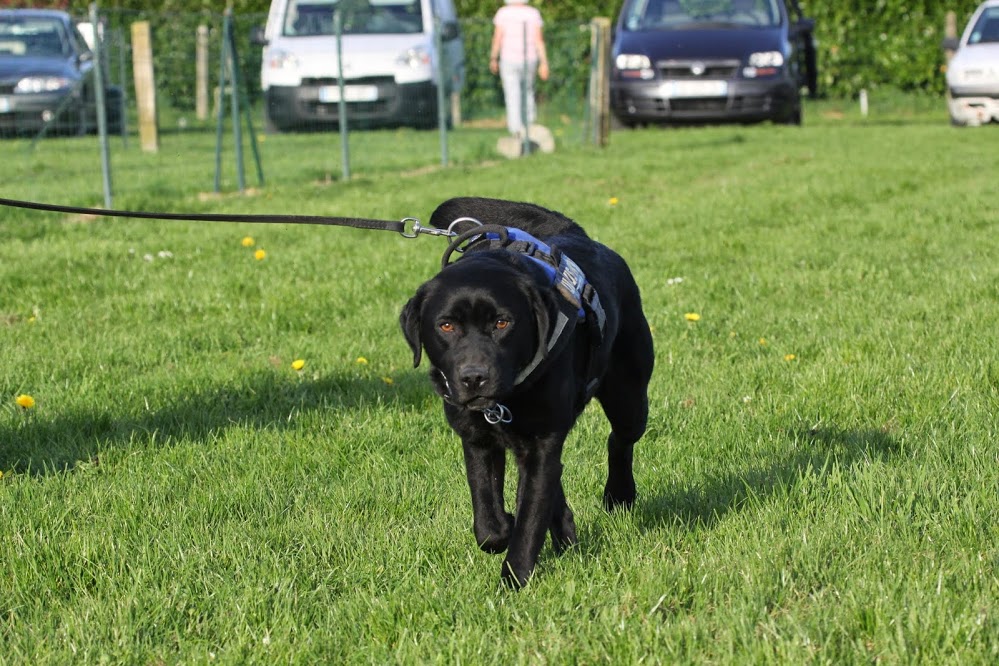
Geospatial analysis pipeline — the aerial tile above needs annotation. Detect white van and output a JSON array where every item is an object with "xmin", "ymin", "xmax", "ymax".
[{"xmin": 256, "ymin": 0, "xmax": 464, "ymax": 130}]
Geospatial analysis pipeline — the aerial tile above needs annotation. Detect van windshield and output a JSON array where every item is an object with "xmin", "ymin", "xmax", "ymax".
[
  {"xmin": 967, "ymin": 7, "xmax": 999, "ymax": 45},
  {"xmin": 282, "ymin": 0, "xmax": 423, "ymax": 36},
  {"xmin": 623, "ymin": 0, "xmax": 782, "ymax": 31}
]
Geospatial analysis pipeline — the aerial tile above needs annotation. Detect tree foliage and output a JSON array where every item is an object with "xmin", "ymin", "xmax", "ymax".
[{"xmin": 55, "ymin": 0, "xmax": 987, "ymax": 100}]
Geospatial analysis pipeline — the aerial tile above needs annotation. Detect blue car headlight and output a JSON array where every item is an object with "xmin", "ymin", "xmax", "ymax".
[
  {"xmin": 615, "ymin": 53, "xmax": 654, "ymax": 80},
  {"xmin": 744, "ymin": 51, "xmax": 784, "ymax": 78},
  {"xmin": 14, "ymin": 76, "xmax": 74, "ymax": 94}
]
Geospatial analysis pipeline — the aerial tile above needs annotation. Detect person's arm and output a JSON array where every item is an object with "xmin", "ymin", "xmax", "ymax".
[
  {"xmin": 490, "ymin": 25, "xmax": 504, "ymax": 75},
  {"xmin": 534, "ymin": 24, "xmax": 549, "ymax": 81}
]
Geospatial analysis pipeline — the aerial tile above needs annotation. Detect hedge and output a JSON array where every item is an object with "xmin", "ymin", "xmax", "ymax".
[{"xmin": 53, "ymin": 0, "xmax": 987, "ymax": 100}]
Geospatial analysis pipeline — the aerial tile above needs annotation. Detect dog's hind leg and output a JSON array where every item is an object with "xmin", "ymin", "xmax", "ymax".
[
  {"xmin": 596, "ymin": 330, "xmax": 653, "ymax": 511},
  {"xmin": 548, "ymin": 467, "xmax": 578, "ymax": 554}
]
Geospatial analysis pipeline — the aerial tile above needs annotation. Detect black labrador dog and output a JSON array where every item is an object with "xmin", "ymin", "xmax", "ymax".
[{"xmin": 400, "ymin": 197, "xmax": 654, "ymax": 587}]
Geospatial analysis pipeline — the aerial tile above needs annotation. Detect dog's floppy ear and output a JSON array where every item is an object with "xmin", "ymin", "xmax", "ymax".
[
  {"xmin": 399, "ymin": 286, "xmax": 427, "ymax": 367},
  {"xmin": 527, "ymin": 281, "xmax": 554, "ymax": 360}
]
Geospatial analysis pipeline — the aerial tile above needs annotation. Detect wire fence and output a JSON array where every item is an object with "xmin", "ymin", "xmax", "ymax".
[{"xmin": 2, "ymin": 7, "xmax": 603, "ymax": 204}]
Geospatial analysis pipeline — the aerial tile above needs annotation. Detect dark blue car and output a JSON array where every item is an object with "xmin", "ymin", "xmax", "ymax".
[
  {"xmin": 0, "ymin": 9, "xmax": 121, "ymax": 136},
  {"xmin": 611, "ymin": 0, "xmax": 816, "ymax": 126}
]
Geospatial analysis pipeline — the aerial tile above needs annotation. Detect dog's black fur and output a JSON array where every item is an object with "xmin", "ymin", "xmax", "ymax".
[{"xmin": 400, "ymin": 197, "xmax": 654, "ymax": 587}]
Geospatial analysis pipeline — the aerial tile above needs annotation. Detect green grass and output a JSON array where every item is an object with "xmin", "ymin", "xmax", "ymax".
[{"xmin": 2, "ymin": 98, "xmax": 998, "ymax": 663}]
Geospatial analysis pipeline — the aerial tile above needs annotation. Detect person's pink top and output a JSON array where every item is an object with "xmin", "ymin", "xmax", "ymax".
[{"xmin": 493, "ymin": 4, "xmax": 543, "ymax": 63}]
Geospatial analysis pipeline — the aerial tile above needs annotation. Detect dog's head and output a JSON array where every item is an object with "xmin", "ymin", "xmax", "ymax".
[{"xmin": 400, "ymin": 253, "xmax": 554, "ymax": 409}]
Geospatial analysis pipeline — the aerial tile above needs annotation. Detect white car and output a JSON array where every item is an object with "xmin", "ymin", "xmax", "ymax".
[{"xmin": 945, "ymin": 0, "xmax": 999, "ymax": 126}]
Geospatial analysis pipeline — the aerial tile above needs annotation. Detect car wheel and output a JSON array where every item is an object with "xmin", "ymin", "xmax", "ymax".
[
  {"xmin": 105, "ymin": 86, "xmax": 124, "ymax": 135},
  {"xmin": 264, "ymin": 106, "xmax": 280, "ymax": 133},
  {"xmin": 779, "ymin": 107, "xmax": 802, "ymax": 125}
]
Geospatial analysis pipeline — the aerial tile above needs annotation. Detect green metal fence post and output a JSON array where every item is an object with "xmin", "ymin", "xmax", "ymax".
[
  {"xmin": 434, "ymin": 17, "xmax": 449, "ymax": 167},
  {"xmin": 90, "ymin": 3, "xmax": 113, "ymax": 208},
  {"xmin": 228, "ymin": 15, "xmax": 265, "ymax": 187},
  {"xmin": 334, "ymin": 10, "xmax": 351, "ymax": 181},
  {"xmin": 225, "ymin": 10, "xmax": 246, "ymax": 193},
  {"xmin": 214, "ymin": 13, "xmax": 228, "ymax": 193}
]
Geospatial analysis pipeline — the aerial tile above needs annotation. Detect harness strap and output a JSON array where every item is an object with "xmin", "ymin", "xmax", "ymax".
[{"xmin": 445, "ymin": 223, "xmax": 607, "ymax": 394}]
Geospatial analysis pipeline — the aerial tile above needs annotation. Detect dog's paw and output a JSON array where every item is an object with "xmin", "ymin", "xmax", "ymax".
[
  {"xmin": 602, "ymin": 481, "xmax": 636, "ymax": 511},
  {"xmin": 550, "ymin": 514, "xmax": 578, "ymax": 555},
  {"xmin": 476, "ymin": 512, "xmax": 514, "ymax": 554},
  {"xmin": 500, "ymin": 558, "xmax": 532, "ymax": 590}
]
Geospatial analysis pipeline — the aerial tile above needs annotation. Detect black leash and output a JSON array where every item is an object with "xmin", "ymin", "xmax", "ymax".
[{"xmin": 0, "ymin": 196, "xmax": 456, "ymax": 239}]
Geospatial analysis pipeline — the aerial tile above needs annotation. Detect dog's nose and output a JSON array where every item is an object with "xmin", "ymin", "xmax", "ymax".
[{"xmin": 458, "ymin": 366, "xmax": 490, "ymax": 391}]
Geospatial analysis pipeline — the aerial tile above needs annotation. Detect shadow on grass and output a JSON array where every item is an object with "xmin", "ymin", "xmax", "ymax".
[
  {"xmin": 633, "ymin": 424, "xmax": 901, "ymax": 533},
  {"xmin": 1, "ymin": 369, "xmax": 434, "ymax": 475}
]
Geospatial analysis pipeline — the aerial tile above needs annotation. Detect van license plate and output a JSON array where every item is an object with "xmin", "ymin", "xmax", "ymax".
[
  {"xmin": 318, "ymin": 85, "xmax": 378, "ymax": 103},
  {"xmin": 663, "ymin": 80, "xmax": 727, "ymax": 98}
]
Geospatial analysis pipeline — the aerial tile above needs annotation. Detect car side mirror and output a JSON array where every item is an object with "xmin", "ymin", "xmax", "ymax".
[
  {"xmin": 942, "ymin": 36, "xmax": 960, "ymax": 51},
  {"xmin": 250, "ymin": 26, "xmax": 268, "ymax": 47},
  {"xmin": 792, "ymin": 17, "xmax": 815, "ymax": 36},
  {"xmin": 440, "ymin": 20, "xmax": 460, "ymax": 42}
]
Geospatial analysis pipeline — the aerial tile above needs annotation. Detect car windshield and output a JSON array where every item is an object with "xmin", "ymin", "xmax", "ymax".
[
  {"xmin": 282, "ymin": 0, "xmax": 423, "ymax": 36},
  {"xmin": 0, "ymin": 16, "xmax": 69, "ymax": 57},
  {"xmin": 623, "ymin": 0, "xmax": 782, "ymax": 30},
  {"xmin": 967, "ymin": 7, "xmax": 999, "ymax": 45}
]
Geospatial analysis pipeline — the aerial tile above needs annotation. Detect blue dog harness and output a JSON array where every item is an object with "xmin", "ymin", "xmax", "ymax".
[{"xmin": 443, "ymin": 224, "xmax": 607, "ymax": 400}]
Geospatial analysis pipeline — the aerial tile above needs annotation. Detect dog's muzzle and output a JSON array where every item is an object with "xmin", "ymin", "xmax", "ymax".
[{"xmin": 438, "ymin": 370, "xmax": 513, "ymax": 425}]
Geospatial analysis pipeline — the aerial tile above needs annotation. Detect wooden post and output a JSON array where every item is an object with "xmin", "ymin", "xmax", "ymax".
[
  {"xmin": 130, "ymin": 21, "xmax": 159, "ymax": 152},
  {"xmin": 589, "ymin": 17, "xmax": 611, "ymax": 148},
  {"xmin": 944, "ymin": 11, "xmax": 958, "ymax": 63},
  {"xmin": 196, "ymin": 25, "xmax": 209, "ymax": 121},
  {"xmin": 450, "ymin": 91, "xmax": 462, "ymax": 127}
]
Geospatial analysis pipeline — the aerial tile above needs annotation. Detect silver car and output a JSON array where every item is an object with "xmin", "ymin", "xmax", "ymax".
[{"xmin": 944, "ymin": 0, "xmax": 999, "ymax": 126}]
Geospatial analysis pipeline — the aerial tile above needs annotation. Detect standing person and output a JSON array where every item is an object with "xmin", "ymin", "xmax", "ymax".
[{"xmin": 489, "ymin": 0, "xmax": 549, "ymax": 139}]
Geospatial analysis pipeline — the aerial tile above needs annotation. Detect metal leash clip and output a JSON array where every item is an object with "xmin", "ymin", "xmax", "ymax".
[
  {"xmin": 482, "ymin": 403, "xmax": 513, "ymax": 425},
  {"xmin": 400, "ymin": 217, "xmax": 457, "ymax": 239}
]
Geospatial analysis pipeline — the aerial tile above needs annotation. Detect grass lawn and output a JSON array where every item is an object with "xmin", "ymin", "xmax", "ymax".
[{"xmin": 1, "ymin": 97, "xmax": 998, "ymax": 663}]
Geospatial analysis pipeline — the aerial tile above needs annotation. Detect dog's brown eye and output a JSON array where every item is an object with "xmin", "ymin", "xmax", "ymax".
[
  {"xmin": 439, "ymin": 321, "xmax": 455, "ymax": 333},
  {"xmin": 495, "ymin": 319, "xmax": 510, "ymax": 330}
]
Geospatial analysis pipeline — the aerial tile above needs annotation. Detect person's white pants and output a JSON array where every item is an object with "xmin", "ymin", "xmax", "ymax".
[{"xmin": 499, "ymin": 60, "xmax": 537, "ymax": 136}]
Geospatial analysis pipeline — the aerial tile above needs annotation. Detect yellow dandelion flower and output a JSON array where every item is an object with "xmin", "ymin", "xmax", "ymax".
[
  {"xmin": 684, "ymin": 312, "xmax": 701, "ymax": 322},
  {"xmin": 241, "ymin": 236, "xmax": 255, "ymax": 248},
  {"xmin": 356, "ymin": 357, "xmax": 368, "ymax": 365},
  {"xmin": 759, "ymin": 337, "xmax": 768, "ymax": 346},
  {"xmin": 291, "ymin": 359, "xmax": 305, "ymax": 371},
  {"xmin": 608, "ymin": 197, "xmax": 619, "ymax": 205},
  {"xmin": 254, "ymin": 249, "xmax": 266, "ymax": 261},
  {"xmin": 784, "ymin": 354, "xmax": 796, "ymax": 362},
  {"xmin": 381, "ymin": 376, "xmax": 394, "ymax": 385},
  {"xmin": 15, "ymin": 394, "xmax": 35, "ymax": 409}
]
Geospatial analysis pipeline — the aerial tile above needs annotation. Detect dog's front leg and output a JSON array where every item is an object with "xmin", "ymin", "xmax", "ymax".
[
  {"xmin": 463, "ymin": 440, "xmax": 514, "ymax": 554},
  {"xmin": 502, "ymin": 438, "xmax": 565, "ymax": 588}
]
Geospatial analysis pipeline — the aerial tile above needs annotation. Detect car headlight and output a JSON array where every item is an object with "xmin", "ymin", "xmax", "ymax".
[
  {"xmin": 614, "ymin": 53, "xmax": 654, "ymax": 80},
  {"xmin": 748, "ymin": 51, "xmax": 784, "ymax": 68},
  {"xmin": 14, "ymin": 76, "xmax": 74, "ymax": 94},
  {"xmin": 398, "ymin": 46, "xmax": 431, "ymax": 69},
  {"xmin": 265, "ymin": 49, "xmax": 298, "ymax": 70}
]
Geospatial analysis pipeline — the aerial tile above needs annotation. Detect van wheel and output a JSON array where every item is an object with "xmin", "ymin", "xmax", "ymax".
[
  {"xmin": 264, "ymin": 107, "xmax": 280, "ymax": 133},
  {"xmin": 780, "ymin": 106, "xmax": 802, "ymax": 126},
  {"xmin": 415, "ymin": 104, "xmax": 452, "ymax": 130}
]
